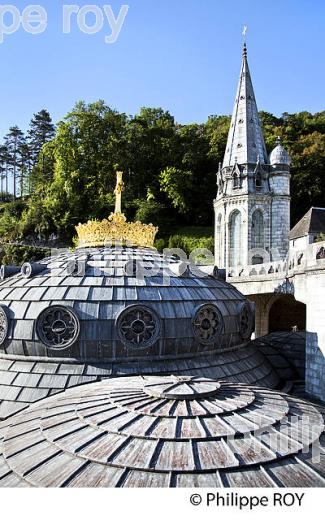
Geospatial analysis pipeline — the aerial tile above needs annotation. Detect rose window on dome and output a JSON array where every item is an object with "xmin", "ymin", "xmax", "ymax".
[
  {"xmin": 193, "ymin": 305, "xmax": 223, "ymax": 344},
  {"xmin": 36, "ymin": 306, "xmax": 80, "ymax": 349},
  {"xmin": 0, "ymin": 306, "xmax": 9, "ymax": 346},
  {"xmin": 118, "ymin": 306, "xmax": 160, "ymax": 349},
  {"xmin": 239, "ymin": 302, "xmax": 254, "ymax": 339}
]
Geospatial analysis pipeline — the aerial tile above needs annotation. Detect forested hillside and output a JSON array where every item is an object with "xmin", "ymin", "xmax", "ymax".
[{"xmin": 0, "ymin": 102, "xmax": 324, "ymax": 248}]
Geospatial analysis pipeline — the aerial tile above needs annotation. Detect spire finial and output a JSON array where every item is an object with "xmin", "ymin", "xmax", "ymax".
[
  {"xmin": 242, "ymin": 25, "xmax": 248, "ymax": 55},
  {"xmin": 276, "ymin": 136, "xmax": 282, "ymax": 146}
]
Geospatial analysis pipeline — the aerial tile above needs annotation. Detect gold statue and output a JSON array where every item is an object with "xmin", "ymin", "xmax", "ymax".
[{"xmin": 114, "ymin": 171, "xmax": 124, "ymax": 214}]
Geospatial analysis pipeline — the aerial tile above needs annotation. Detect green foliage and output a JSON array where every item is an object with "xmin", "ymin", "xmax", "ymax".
[
  {"xmin": 173, "ymin": 226, "xmax": 214, "ymax": 238},
  {"xmin": 0, "ymin": 243, "xmax": 51, "ymax": 265},
  {"xmin": 289, "ymin": 131, "xmax": 325, "ymax": 223},
  {"xmin": 205, "ymin": 115, "xmax": 230, "ymax": 163},
  {"xmin": 0, "ymin": 102, "xmax": 324, "ymax": 245},
  {"xmin": 0, "ymin": 192, "xmax": 14, "ymax": 203},
  {"xmin": 0, "ymin": 213, "xmax": 21, "ymax": 241},
  {"xmin": 316, "ymin": 233, "xmax": 325, "ymax": 243},
  {"xmin": 160, "ymin": 167, "xmax": 193, "ymax": 214},
  {"xmin": 154, "ymin": 238, "xmax": 166, "ymax": 252},
  {"xmin": 2, "ymin": 199, "xmax": 26, "ymax": 219},
  {"xmin": 167, "ymin": 233, "xmax": 214, "ymax": 256},
  {"xmin": 134, "ymin": 200, "xmax": 166, "ymax": 225},
  {"xmin": 0, "ymin": 200, "xmax": 28, "ymax": 240}
]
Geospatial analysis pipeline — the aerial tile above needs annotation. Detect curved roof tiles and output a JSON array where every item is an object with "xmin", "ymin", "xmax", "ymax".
[{"xmin": 0, "ymin": 375, "xmax": 324, "ymax": 488}]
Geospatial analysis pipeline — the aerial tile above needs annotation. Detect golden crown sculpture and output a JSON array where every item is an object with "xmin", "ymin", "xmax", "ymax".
[{"xmin": 75, "ymin": 172, "xmax": 158, "ymax": 249}]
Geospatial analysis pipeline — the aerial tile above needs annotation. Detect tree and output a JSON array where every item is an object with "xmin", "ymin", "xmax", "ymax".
[
  {"xmin": 1, "ymin": 102, "xmax": 324, "ymax": 245},
  {"xmin": 4, "ymin": 126, "xmax": 26, "ymax": 199},
  {"xmin": 289, "ymin": 131, "xmax": 325, "ymax": 223},
  {"xmin": 160, "ymin": 167, "xmax": 194, "ymax": 215},
  {"xmin": 125, "ymin": 107, "xmax": 179, "ymax": 200},
  {"xmin": 22, "ymin": 101, "xmax": 129, "ymax": 239},
  {"xmin": 0, "ymin": 145, "xmax": 9, "ymax": 196},
  {"xmin": 27, "ymin": 109, "xmax": 55, "ymax": 189},
  {"xmin": 28, "ymin": 109, "xmax": 55, "ymax": 162},
  {"xmin": 205, "ymin": 115, "xmax": 230, "ymax": 163}
]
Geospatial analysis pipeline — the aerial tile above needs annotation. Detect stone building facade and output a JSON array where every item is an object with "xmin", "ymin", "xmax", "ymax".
[
  {"xmin": 214, "ymin": 44, "xmax": 291, "ymax": 270},
  {"xmin": 213, "ymin": 44, "xmax": 325, "ymax": 404}
]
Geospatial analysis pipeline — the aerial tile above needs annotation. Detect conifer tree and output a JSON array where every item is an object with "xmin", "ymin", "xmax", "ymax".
[
  {"xmin": 4, "ymin": 126, "xmax": 26, "ymax": 199},
  {"xmin": 0, "ymin": 145, "xmax": 9, "ymax": 197},
  {"xmin": 27, "ymin": 110, "xmax": 55, "ymax": 179}
]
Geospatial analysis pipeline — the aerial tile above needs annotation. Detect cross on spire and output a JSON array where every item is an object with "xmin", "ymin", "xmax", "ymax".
[{"xmin": 242, "ymin": 25, "xmax": 248, "ymax": 43}]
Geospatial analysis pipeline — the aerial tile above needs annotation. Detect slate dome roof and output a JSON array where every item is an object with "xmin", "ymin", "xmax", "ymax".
[
  {"xmin": 0, "ymin": 375, "xmax": 324, "ymax": 488},
  {"xmin": 0, "ymin": 246, "xmax": 295, "ymax": 420},
  {"xmin": 0, "ymin": 246, "xmax": 253, "ymax": 361},
  {"xmin": 269, "ymin": 138, "xmax": 291, "ymax": 166}
]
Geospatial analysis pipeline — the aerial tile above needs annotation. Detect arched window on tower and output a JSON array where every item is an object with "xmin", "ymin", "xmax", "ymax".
[
  {"xmin": 251, "ymin": 210, "xmax": 264, "ymax": 253},
  {"xmin": 233, "ymin": 171, "xmax": 240, "ymax": 189},
  {"xmin": 255, "ymin": 171, "xmax": 262, "ymax": 191},
  {"xmin": 229, "ymin": 210, "xmax": 242, "ymax": 267},
  {"xmin": 216, "ymin": 214, "xmax": 223, "ymax": 266}
]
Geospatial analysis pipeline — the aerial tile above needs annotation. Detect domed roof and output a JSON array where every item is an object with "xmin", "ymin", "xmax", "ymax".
[
  {"xmin": 269, "ymin": 137, "xmax": 291, "ymax": 166},
  {"xmin": 1, "ymin": 244, "xmax": 295, "ymax": 421},
  {"xmin": 0, "ymin": 174, "xmax": 297, "ymax": 422},
  {"xmin": 0, "ymin": 247, "xmax": 253, "ymax": 361},
  {"xmin": 0, "ymin": 375, "xmax": 324, "ymax": 487}
]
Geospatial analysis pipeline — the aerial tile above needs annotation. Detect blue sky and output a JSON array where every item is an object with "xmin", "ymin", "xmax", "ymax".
[{"xmin": 0, "ymin": 0, "xmax": 324, "ymax": 138}]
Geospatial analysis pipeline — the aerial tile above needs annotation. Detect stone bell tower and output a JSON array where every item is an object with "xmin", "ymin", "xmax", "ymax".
[{"xmin": 214, "ymin": 43, "xmax": 291, "ymax": 270}]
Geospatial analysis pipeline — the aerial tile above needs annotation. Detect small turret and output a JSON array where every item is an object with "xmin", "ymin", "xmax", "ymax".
[{"xmin": 269, "ymin": 137, "xmax": 291, "ymax": 166}]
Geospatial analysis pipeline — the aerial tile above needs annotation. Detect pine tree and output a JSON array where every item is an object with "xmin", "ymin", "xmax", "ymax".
[
  {"xmin": 19, "ymin": 142, "xmax": 33, "ymax": 197},
  {"xmin": 27, "ymin": 110, "xmax": 55, "ymax": 178},
  {"xmin": 4, "ymin": 126, "xmax": 26, "ymax": 199},
  {"xmin": 0, "ymin": 145, "xmax": 9, "ymax": 197}
]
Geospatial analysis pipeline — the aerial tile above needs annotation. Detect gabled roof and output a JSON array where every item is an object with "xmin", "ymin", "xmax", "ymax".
[
  {"xmin": 290, "ymin": 207, "xmax": 325, "ymax": 239},
  {"xmin": 223, "ymin": 44, "xmax": 267, "ymax": 168}
]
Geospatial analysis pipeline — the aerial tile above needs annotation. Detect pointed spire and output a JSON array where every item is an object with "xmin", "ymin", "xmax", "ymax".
[{"xmin": 223, "ymin": 43, "xmax": 267, "ymax": 168}]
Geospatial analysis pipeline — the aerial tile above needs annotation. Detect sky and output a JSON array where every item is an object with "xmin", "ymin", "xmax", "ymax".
[{"xmin": 0, "ymin": 0, "xmax": 324, "ymax": 138}]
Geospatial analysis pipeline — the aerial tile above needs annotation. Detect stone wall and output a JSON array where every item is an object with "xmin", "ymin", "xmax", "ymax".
[
  {"xmin": 306, "ymin": 332, "xmax": 325, "ymax": 401},
  {"xmin": 228, "ymin": 241, "xmax": 325, "ymax": 403}
]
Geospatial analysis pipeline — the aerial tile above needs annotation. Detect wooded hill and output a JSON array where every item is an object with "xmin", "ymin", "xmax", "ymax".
[{"xmin": 0, "ymin": 102, "xmax": 324, "ymax": 249}]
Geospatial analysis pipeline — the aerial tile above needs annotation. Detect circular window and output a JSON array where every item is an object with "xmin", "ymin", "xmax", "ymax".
[
  {"xmin": 0, "ymin": 306, "xmax": 9, "ymax": 346},
  {"xmin": 193, "ymin": 304, "xmax": 223, "ymax": 344},
  {"xmin": 239, "ymin": 302, "xmax": 255, "ymax": 339},
  {"xmin": 36, "ymin": 306, "xmax": 80, "ymax": 350},
  {"xmin": 117, "ymin": 305, "xmax": 160, "ymax": 349}
]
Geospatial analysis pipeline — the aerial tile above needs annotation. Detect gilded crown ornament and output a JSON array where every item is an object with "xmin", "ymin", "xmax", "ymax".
[{"xmin": 75, "ymin": 171, "xmax": 158, "ymax": 249}]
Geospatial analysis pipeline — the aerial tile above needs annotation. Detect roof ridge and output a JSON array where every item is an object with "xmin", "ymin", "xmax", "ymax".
[{"xmin": 290, "ymin": 207, "xmax": 325, "ymax": 239}]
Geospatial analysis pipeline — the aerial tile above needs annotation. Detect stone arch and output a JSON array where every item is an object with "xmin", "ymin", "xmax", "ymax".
[
  {"xmin": 228, "ymin": 209, "xmax": 242, "ymax": 268},
  {"xmin": 268, "ymin": 295, "xmax": 306, "ymax": 333}
]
